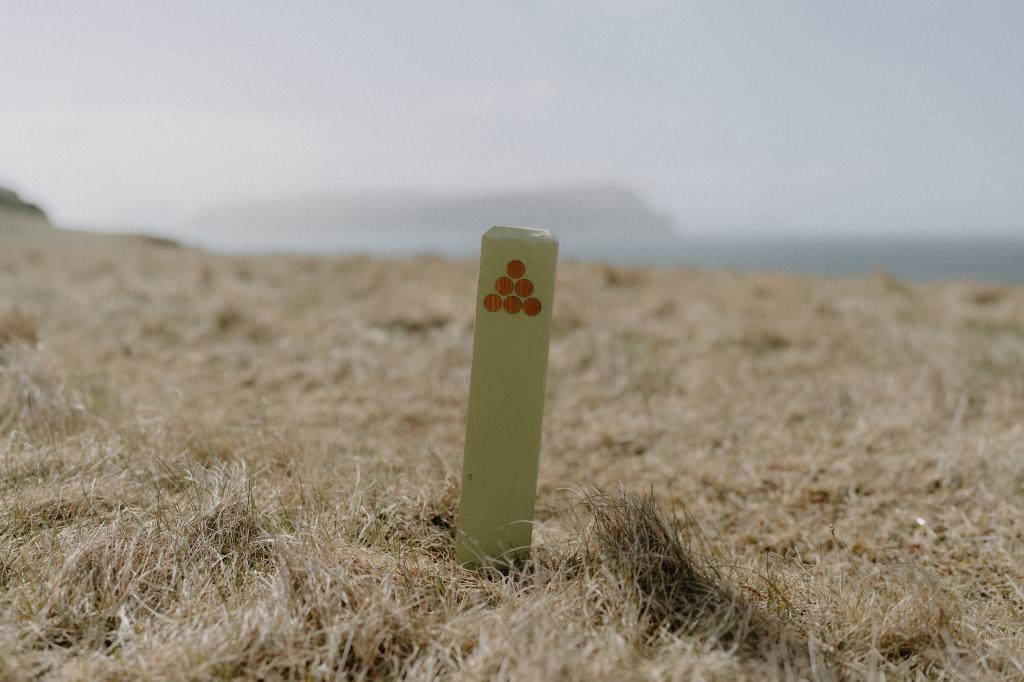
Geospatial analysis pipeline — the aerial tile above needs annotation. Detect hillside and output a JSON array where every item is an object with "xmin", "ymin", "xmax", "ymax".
[
  {"xmin": 0, "ymin": 187, "xmax": 52, "ymax": 232},
  {"xmin": 1, "ymin": 230, "xmax": 1023, "ymax": 679}
]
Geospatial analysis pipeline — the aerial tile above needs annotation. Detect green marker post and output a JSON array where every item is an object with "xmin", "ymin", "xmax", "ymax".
[{"xmin": 455, "ymin": 226, "xmax": 558, "ymax": 568}]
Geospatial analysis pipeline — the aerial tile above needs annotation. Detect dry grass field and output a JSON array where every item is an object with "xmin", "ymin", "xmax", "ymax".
[{"xmin": 1, "ymin": 230, "xmax": 1023, "ymax": 680}]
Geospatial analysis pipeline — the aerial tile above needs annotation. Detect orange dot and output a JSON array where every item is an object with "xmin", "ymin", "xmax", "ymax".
[
  {"xmin": 506, "ymin": 260, "xmax": 526, "ymax": 279},
  {"xmin": 483, "ymin": 294, "xmax": 502, "ymax": 312},
  {"xmin": 503, "ymin": 296, "xmax": 522, "ymax": 314},
  {"xmin": 523, "ymin": 298, "xmax": 542, "ymax": 316},
  {"xmin": 514, "ymin": 278, "xmax": 534, "ymax": 297},
  {"xmin": 495, "ymin": 276, "xmax": 514, "ymax": 295}
]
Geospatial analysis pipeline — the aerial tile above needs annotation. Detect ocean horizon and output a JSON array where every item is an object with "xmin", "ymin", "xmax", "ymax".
[{"xmin": 164, "ymin": 230, "xmax": 1023, "ymax": 284}]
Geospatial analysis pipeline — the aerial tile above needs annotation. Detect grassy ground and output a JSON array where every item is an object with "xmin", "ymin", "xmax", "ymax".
[{"xmin": 1, "ymin": 231, "xmax": 1023, "ymax": 680}]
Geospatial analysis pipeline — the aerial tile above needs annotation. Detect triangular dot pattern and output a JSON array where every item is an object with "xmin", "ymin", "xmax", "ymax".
[{"xmin": 483, "ymin": 260, "xmax": 542, "ymax": 316}]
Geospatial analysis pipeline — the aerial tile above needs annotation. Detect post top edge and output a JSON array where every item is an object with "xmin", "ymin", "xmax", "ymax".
[{"xmin": 484, "ymin": 225, "xmax": 557, "ymax": 242}]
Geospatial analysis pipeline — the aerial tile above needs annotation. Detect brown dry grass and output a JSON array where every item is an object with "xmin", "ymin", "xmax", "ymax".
[
  {"xmin": 1, "ymin": 231, "xmax": 1023, "ymax": 679},
  {"xmin": 0, "ymin": 309, "xmax": 39, "ymax": 347}
]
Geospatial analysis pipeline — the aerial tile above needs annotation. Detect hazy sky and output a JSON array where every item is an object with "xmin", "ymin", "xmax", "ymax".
[{"xmin": 2, "ymin": 1, "xmax": 1022, "ymax": 237}]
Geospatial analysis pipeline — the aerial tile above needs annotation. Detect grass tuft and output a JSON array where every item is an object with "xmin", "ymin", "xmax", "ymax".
[{"xmin": 579, "ymin": 488, "xmax": 783, "ymax": 656}]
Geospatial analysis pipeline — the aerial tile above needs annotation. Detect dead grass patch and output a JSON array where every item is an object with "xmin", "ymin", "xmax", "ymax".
[
  {"xmin": 11, "ymin": 464, "xmax": 276, "ymax": 652},
  {"xmin": 790, "ymin": 558, "xmax": 959, "ymax": 676},
  {"xmin": 0, "ymin": 488, "xmax": 122, "ymax": 539},
  {"xmin": 0, "ymin": 310, "xmax": 39, "ymax": 348},
  {"xmin": 578, "ymin": 489, "xmax": 803, "ymax": 665},
  {"xmin": 0, "ymin": 347, "xmax": 85, "ymax": 438},
  {"xmin": 2, "ymin": 236, "xmax": 1023, "ymax": 678}
]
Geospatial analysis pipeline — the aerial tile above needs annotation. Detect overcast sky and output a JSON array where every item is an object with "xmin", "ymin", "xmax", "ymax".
[{"xmin": 1, "ymin": 1, "xmax": 1022, "ymax": 237}]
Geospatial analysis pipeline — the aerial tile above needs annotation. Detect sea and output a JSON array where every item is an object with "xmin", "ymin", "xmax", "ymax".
[{"xmin": 175, "ymin": 231, "xmax": 1023, "ymax": 283}]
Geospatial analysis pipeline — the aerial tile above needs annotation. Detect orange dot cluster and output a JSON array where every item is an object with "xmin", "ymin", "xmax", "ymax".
[{"xmin": 483, "ymin": 260, "xmax": 542, "ymax": 316}]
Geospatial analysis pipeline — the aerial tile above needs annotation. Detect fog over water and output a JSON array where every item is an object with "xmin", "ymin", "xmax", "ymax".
[{"xmin": 176, "ymin": 183, "xmax": 1022, "ymax": 282}]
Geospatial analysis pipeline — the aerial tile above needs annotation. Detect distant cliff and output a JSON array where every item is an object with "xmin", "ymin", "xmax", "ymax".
[
  {"xmin": 187, "ymin": 184, "xmax": 678, "ymax": 255},
  {"xmin": 0, "ymin": 187, "xmax": 52, "ymax": 230}
]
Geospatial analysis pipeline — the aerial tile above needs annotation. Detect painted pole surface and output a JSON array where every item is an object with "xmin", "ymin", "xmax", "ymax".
[{"xmin": 455, "ymin": 226, "xmax": 558, "ymax": 568}]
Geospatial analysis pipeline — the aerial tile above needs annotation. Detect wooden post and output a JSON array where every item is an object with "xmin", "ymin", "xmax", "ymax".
[{"xmin": 455, "ymin": 226, "xmax": 558, "ymax": 568}]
